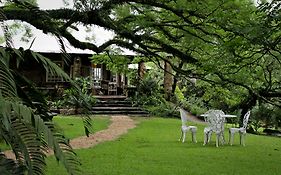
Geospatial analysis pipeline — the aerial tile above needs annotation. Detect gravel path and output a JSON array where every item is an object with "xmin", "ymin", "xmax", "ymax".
[
  {"xmin": 70, "ymin": 115, "xmax": 136, "ymax": 149},
  {"xmin": 4, "ymin": 115, "xmax": 137, "ymax": 159}
]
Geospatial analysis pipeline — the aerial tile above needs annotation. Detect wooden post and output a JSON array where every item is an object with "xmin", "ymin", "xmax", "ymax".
[
  {"xmin": 138, "ymin": 61, "xmax": 146, "ymax": 80},
  {"xmin": 73, "ymin": 57, "xmax": 81, "ymax": 78}
]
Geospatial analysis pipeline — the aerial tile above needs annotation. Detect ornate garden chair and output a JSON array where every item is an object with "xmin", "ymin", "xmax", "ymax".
[
  {"xmin": 179, "ymin": 108, "xmax": 197, "ymax": 143},
  {"xmin": 229, "ymin": 111, "xmax": 251, "ymax": 146},
  {"xmin": 203, "ymin": 110, "xmax": 225, "ymax": 147}
]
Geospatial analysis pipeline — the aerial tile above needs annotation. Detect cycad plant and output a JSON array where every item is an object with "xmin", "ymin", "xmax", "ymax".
[
  {"xmin": 0, "ymin": 47, "xmax": 91, "ymax": 175},
  {"xmin": 0, "ymin": 1, "xmax": 92, "ymax": 173}
]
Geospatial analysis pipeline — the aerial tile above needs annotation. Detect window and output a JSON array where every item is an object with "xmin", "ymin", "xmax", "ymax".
[
  {"xmin": 92, "ymin": 67, "xmax": 102, "ymax": 80},
  {"xmin": 46, "ymin": 61, "xmax": 64, "ymax": 82}
]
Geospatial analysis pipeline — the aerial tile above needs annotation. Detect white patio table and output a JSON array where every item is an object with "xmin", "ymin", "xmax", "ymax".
[
  {"xmin": 201, "ymin": 113, "xmax": 237, "ymax": 127},
  {"xmin": 200, "ymin": 114, "xmax": 237, "ymax": 118},
  {"xmin": 201, "ymin": 113, "xmax": 237, "ymax": 131}
]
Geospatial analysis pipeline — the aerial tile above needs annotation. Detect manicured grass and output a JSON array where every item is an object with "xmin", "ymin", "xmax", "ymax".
[
  {"xmin": 46, "ymin": 117, "xmax": 281, "ymax": 175},
  {"xmin": 53, "ymin": 115, "xmax": 110, "ymax": 139},
  {"xmin": 0, "ymin": 115, "xmax": 110, "ymax": 151}
]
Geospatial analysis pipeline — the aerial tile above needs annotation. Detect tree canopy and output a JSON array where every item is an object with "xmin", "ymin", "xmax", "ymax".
[
  {"xmin": 1, "ymin": 0, "xmax": 280, "ymax": 109},
  {"xmin": 0, "ymin": 0, "xmax": 280, "ymax": 174}
]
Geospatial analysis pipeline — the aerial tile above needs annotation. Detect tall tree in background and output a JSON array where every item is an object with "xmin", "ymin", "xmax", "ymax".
[{"xmin": 164, "ymin": 61, "xmax": 173, "ymax": 101}]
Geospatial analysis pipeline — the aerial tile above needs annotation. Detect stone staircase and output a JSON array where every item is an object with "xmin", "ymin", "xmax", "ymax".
[{"xmin": 92, "ymin": 96, "xmax": 149, "ymax": 116}]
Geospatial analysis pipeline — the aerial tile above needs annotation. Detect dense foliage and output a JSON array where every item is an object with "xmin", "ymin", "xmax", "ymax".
[
  {"xmin": 0, "ymin": 0, "xmax": 280, "ymax": 174},
  {"xmin": 49, "ymin": 77, "xmax": 96, "ymax": 114},
  {"xmin": 1, "ymin": 1, "xmax": 279, "ymax": 112}
]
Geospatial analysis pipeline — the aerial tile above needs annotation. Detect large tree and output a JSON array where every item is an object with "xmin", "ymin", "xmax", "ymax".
[
  {"xmin": 0, "ymin": 0, "xmax": 280, "ymax": 173},
  {"xmin": 188, "ymin": 0, "xmax": 281, "ymax": 116},
  {"xmin": 2, "ymin": 0, "xmax": 280, "ymax": 110}
]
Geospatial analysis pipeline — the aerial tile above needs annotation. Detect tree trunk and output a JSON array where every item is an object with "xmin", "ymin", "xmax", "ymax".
[
  {"xmin": 172, "ymin": 61, "xmax": 184, "ymax": 95},
  {"xmin": 239, "ymin": 94, "xmax": 257, "ymax": 127},
  {"xmin": 164, "ymin": 61, "xmax": 173, "ymax": 101}
]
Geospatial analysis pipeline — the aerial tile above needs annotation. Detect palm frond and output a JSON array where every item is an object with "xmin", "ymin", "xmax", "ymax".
[
  {"xmin": 11, "ymin": 118, "xmax": 46, "ymax": 175},
  {"xmin": 34, "ymin": 116, "xmax": 82, "ymax": 175},
  {"xmin": 1, "ymin": 95, "xmax": 82, "ymax": 175},
  {"xmin": 28, "ymin": 50, "xmax": 73, "ymax": 83},
  {"xmin": 0, "ymin": 49, "xmax": 17, "ymax": 97},
  {"xmin": 12, "ymin": 70, "xmax": 51, "ymax": 121},
  {"xmin": 0, "ymin": 153, "xmax": 25, "ymax": 175},
  {"xmin": 0, "ymin": 97, "xmax": 46, "ymax": 175},
  {"xmin": 82, "ymin": 114, "xmax": 93, "ymax": 137},
  {"xmin": 56, "ymin": 35, "xmax": 72, "ymax": 66},
  {"xmin": 0, "ymin": 41, "xmax": 89, "ymax": 175},
  {"xmin": 1, "ymin": 99, "xmax": 82, "ymax": 175},
  {"xmin": 0, "ymin": 8, "xmax": 13, "ymax": 48}
]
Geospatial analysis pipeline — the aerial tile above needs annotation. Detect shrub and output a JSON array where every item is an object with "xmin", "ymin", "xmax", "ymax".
[
  {"xmin": 130, "ymin": 77, "xmax": 178, "ymax": 117},
  {"xmin": 49, "ymin": 77, "xmax": 96, "ymax": 113},
  {"xmin": 174, "ymin": 86, "xmax": 207, "ymax": 116},
  {"xmin": 251, "ymin": 103, "xmax": 281, "ymax": 132}
]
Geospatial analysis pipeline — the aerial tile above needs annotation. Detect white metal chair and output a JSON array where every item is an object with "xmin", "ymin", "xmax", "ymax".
[
  {"xmin": 203, "ymin": 110, "xmax": 225, "ymax": 147},
  {"xmin": 179, "ymin": 108, "xmax": 197, "ymax": 143},
  {"xmin": 229, "ymin": 111, "xmax": 251, "ymax": 146}
]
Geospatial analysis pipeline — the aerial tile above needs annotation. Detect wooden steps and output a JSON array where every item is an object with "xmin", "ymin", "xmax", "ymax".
[{"xmin": 92, "ymin": 96, "xmax": 149, "ymax": 116}]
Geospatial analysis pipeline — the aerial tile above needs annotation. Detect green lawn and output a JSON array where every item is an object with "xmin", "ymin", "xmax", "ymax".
[
  {"xmin": 53, "ymin": 115, "xmax": 111, "ymax": 139},
  {"xmin": 46, "ymin": 117, "xmax": 281, "ymax": 175}
]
